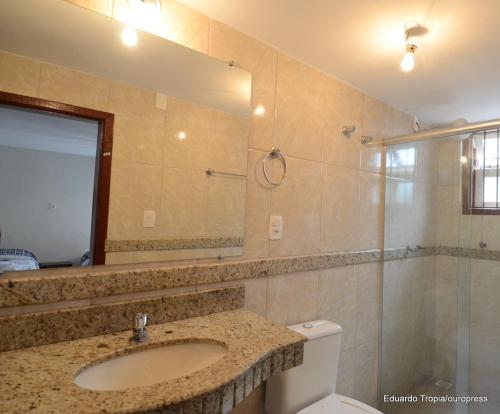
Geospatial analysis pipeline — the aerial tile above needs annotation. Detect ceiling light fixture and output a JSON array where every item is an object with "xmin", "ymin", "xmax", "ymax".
[
  {"xmin": 401, "ymin": 43, "xmax": 417, "ymax": 72},
  {"xmin": 400, "ymin": 23, "xmax": 426, "ymax": 72}
]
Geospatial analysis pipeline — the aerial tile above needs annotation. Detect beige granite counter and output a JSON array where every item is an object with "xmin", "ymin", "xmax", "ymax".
[{"xmin": 0, "ymin": 309, "xmax": 305, "ymax": 414}]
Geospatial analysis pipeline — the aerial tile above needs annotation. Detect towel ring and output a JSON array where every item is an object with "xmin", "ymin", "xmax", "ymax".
[{"xmin": 262, "ymin": 147, "xmax": 287, "ymax": 186}]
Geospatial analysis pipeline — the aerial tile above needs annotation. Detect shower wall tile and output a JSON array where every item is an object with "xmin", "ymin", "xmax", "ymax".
[
  {"xmin": 435, "ymin": 186, "xmax": 461, "ymax": 246},
  {"xmin": 471, "ymin": 259, "xmax": 500, "ymax": 328},
  {"xmin": 468, "ymin": 249, "xmax": 500, "ymax": 404},
  {"xmin": 0, "ymin": 51, "xmax": 40, "ymax": 97},
  {"xmin": 323, "ymin": 83, "xmax": 364, "ymax": 169},
  {"xmin": 356, "ymin": 263, "xmax": 381, "ymax": 345},
  {"xmin": 359, "ymin": 172, "xmax": 384, "ymax": 250},
  {"xmin": 360, "ymin": 95, "xmax": 393, "ymax": 174},
  {"xmin": 478, "ymin": 216, "xmax": 500, "ymax": 250}
]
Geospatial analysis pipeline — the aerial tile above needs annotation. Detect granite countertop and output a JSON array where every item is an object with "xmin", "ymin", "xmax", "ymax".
[{"xmin": 0, "ymin": 309, "xmax": 305, "ymax": 414}]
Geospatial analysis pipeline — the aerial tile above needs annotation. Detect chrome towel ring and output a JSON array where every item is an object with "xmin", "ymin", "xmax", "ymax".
[{"xmin": 262, "ymin": 147, "xmax": 287, "ymax": 186}]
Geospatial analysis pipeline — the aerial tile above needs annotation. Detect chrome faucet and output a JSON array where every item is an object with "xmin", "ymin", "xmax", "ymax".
[{"xmin": 131, "ymin": 313, "xmax": 149, "ymax": 343}]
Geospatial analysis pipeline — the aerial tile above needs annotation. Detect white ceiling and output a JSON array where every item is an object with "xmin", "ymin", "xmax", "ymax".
[
  {"xmin": 0, "ymin": 105, "xmax": 99, "ymax": 157},
  {"xmin": 179, "ymin": 0, "xmax": 500, "ymax": 127}
]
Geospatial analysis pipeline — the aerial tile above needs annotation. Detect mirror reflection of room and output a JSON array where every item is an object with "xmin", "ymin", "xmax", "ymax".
[
  {"xmin": 0, "ymin": 0, "xmax": 251, "ymax": 272},
  {"xmin": 0, "ymin": 104, "xmax": 98, "ymax": 271}
]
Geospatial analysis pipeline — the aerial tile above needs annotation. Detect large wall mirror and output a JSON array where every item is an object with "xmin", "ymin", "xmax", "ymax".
[{"xmin": 0, "ymin": 0, "xmax": 251, "ymax": 273}]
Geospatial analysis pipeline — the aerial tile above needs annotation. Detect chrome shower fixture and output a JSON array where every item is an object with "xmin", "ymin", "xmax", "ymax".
[
  {"xmin": 360, "ymin": 136, "xmax": 373, "ymax": 144},
  {"xmin": 342, "ymin": 125, "xmax": 356, "ymax": 137}
]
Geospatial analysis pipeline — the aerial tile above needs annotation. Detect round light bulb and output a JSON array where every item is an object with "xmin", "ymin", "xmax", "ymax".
[
  {"xmin": 254, "ymin": 105, "xmax": 265, "ymax": 116},
  {"xmin": 400, "ymin": 50, "xmax": 415, "ymax": 72},
  {"xmin": 461, "ymin": 156, "xmax": 468, "ymax": 164},
  {"xmin": 121, "ymin": 27, "xmax": 138, "ymax": 47},
  {"xmin": 177, "ymin": 131, "xmax": 187, "ymax": 141}
]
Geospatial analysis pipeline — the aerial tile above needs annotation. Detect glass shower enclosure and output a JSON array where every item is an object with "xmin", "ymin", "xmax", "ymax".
[{"xmin": 380, "ymin": 130, "xmax": 500, "ymax": 414}]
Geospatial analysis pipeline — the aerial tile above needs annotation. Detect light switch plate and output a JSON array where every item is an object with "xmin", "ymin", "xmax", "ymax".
[
  {"xmin": 269, "ymin": 215, "xmax": 283, "ymax": 240},
  {"xmin": 155, "ymin": 93, "xmax": 167, "ymax": 110},
  {"xmin": 143, "ymin": 210, "xmax": 156, "ymax": 228}
]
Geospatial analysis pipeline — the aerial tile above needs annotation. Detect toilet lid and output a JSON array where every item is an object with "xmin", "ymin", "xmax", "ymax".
[{"xmin": 297, "ymin": 393, "xmax": 383, "ymax": 414}]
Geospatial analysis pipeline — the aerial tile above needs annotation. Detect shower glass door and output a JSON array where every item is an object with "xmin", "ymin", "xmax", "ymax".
[{"xmin": 380, "ymin": 134, "xmax": 477, "ymax": 414}]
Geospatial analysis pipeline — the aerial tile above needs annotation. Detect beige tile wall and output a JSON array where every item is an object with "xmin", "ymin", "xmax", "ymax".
[
  {"xmin": 200, "ymin": 264, "xmax": 381, "ymax": 406},
  {"xmin": 2, "ymin": 0, "xmax": 422, "ymax": 409},
  {"xmin": 57, "ymin": 0, "xmax": 416, "ymax": 262}
]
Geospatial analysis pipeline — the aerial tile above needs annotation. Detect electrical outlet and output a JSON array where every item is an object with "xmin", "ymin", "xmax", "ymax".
[
  {"xmin": 155, "ymin": 93, "xmax": 167, "ymax": 110},
  {"xmin": 143, "ymin": 210, "xmax": 156, "ymax": 228}
]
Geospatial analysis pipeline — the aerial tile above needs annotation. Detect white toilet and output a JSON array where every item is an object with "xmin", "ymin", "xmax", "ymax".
[{"xmin": 266, "ymin": 320, "xmax": 382, "ymax": 414}]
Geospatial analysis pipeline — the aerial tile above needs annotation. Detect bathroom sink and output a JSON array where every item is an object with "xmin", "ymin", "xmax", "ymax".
[{"xmin": 74, "ymin": 340, "xmax": 227, "ymax": 391}]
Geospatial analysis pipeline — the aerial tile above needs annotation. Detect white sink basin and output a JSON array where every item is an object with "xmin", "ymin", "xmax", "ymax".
[{"xmin": 74, "ymin": 340, "xmax": 227, "ymax": 391}]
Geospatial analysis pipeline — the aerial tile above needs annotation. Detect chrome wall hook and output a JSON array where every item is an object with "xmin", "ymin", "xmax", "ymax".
[
  {"xmin": 342, "ymin": 125, "xmax": 356, "ymax": 138},
  {"xmin": 361, "ymin": 136, "xmax": 373, "ymax": 145}
]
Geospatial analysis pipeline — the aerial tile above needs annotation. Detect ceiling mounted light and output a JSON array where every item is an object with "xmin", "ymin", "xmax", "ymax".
[
  {"xmin": 400, "ymin": 23, "xmax": 427, "ymax": 72},
  {"xmin": 400, "ymin": 43, "xmax": 417, "ymax": 72}
]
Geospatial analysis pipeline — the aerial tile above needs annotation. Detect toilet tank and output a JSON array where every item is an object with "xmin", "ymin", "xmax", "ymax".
[{"xmin": 265, "ymin": 320, "xmax": 342, "ymax": 414}]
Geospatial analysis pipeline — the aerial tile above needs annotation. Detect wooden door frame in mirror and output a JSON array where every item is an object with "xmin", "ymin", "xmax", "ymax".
[{"xmin": 0, "ymin": 91, "xmax": 114, "ymax": 265}]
